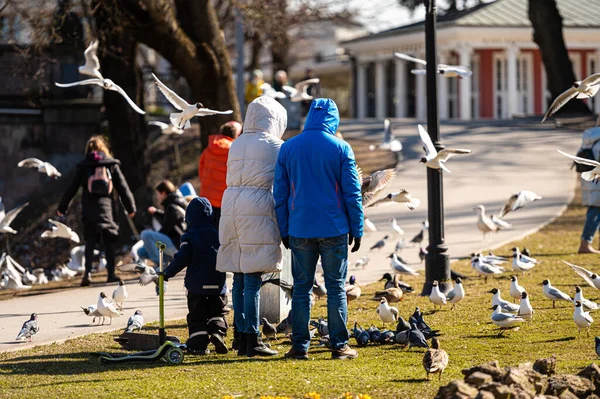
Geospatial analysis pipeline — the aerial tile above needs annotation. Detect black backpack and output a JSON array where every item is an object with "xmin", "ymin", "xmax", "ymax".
[{"xmin": 574, "ymin": 147, "xmax": 597, "ymax": 173}]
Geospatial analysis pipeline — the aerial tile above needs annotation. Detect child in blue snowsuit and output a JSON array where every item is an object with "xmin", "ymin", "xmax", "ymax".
[{"xmin": 163, "ymin": 197, "xmax": 228, "ymax": 354}]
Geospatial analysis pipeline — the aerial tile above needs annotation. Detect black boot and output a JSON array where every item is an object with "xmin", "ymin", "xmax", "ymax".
[
  {"xmin": 246, "ymin": 333, "xmax": 278, "ymax": 357},
  {"xmin": 81, "ymin": 272, "xmax": 92, "ymax": 287},
  {"xmin": 210, "ymin": 334, "xmax": 228, "ymax": 354},
  {"xmin": 236, "ymin": 333, "xmax": 247, "ymax": 356}
]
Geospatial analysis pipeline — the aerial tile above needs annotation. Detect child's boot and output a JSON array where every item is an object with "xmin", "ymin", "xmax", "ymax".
[
  {"xmin": 246, "ymin": 333, "xmax": 278, "ymax": 357},
  {"xmin": 210, "ymin": 334, "xmax": 228, "ymax": 354},
  {"xmin": 236, "ymin": 333, "xmax": 247, "ymax": 356}
]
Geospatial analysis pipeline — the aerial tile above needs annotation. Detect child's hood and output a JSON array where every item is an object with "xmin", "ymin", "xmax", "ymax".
[{"xmin": 185, "ymin": 197, "xmax": 213, "ymax": 227}]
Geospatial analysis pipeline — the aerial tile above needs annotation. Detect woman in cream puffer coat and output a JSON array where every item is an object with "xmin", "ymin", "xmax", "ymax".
[{"xmin": 216, "ymin": 96, "xmax": 286, "ymax": 356}]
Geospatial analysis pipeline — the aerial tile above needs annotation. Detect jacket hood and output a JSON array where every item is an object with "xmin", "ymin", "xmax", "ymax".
[
  {"xmin": 207, "ymin": 134, "xmax": 234, "ymax": 155},
  {"xmin": 242, "ymin": 96, "xmax": 287, "ymax": 139},
  {"xmin": 185, "ymin": 197, "xmax": 213, "ymax": 227},
  {"xmin": 78, "ymin": 151, "xmax": 120, "ymax": 167},
  {"xmin": 162, "ymin": 191, "xmax": 188, "ymax": 209},
  {"xmin": 303, "ymin": 98, "xmax": 340, "ymax": 136}
]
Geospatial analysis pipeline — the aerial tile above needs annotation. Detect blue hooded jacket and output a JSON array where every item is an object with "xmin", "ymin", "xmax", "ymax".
[
  {"xmin": 274, "ymin": 98, "xmax": 363, "ymax": 239},
  {"xmin": 164, "ymin": 197, "xmax": 226, "ymax": 295}
]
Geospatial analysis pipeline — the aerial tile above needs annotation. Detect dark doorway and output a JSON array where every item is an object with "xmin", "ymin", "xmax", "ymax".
[
  {"xmin": 366, "ymin": 62, "xmax": 376, "ymax": 118},
  {"xmin": 385, "ymin": 59, "xmax": 396, "ymax": 117},
  {"xmin": 407, "ymin": 62, "xmax": 417, "ymax": 118}
]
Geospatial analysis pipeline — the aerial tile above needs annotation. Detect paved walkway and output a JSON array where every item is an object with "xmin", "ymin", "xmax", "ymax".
[{"xmin": 0, "ymin": 119, "xmax": 581, "ymax": 353}]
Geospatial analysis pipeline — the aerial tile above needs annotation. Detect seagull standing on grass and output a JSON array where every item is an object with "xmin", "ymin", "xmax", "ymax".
[
  {"xmin": 377, "ymin": 297, "xmax": 399, "ymax": 328},
  {"xmin": 491, "ymin": 305, "xmax": 525, "ymax": 334},
  {"xmin": 152, "ymin": 73, "xmax": 232, "ymax": 129},
  {"xmin": 574, "ymin": 286, "xmax": 598, "ymax": 311},
  {"xmin": 446, "ymin": 278, "xmax": 465, "ymax": 310},
  {"xmin": 18, "ymin": 158, "xmax": 62, "ymax": 179},
  {"xmin": 542, "ymin": 279, "xmax": 573, "ymax": 308},
  {"xmin": 574, "ymin": 301, "xmax": 594, "ymax": 336},
  {"xmin": 518, "ymin": 292, "xmax": 534, "ymax": 320},
  {"xmin": 389, "ymin": 253, "xmax": 419, "ymax": 276},
  {"xmin": 509, "ymin": 276, "xmax": 526, "ymax": 302},
  {"xmin": 428, "ymin": 281, "xmax": 447, "ymax": 309},
  {"xmin": 512, "ymin": 253, "xmax": 536, "ymax": 273},
  {"xmin": 473, "ymin": 254, "xmax": 504, "ymax": 282},
  {"xmin": 542, "ymin": 73, "xmax": 600, "ymax": 123},
  {"xmin": 489, "ymin": 288, "xmax": 519, "ymax": 313},
  {"xmin": 418, "ymin": 124, "xmax": 472, "ymax": 173}
]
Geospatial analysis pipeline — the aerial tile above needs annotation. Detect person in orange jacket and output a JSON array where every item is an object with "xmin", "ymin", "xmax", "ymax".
[{"xmin": 198, "ymin": 121, "xmax": 242, "ymax": 227}]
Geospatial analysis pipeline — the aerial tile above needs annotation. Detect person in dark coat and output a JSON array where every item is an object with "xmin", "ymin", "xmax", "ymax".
[
  {"xmin": 137, "ymin": 180, "xmax": 187, "ymax": 264},
  {"xmin": 58, "ymin": 135, "xmax": 136, "ymax": 286},
  {"xmin": 163, "ymin": 197, "xmax": 228, "ymax": 354}
]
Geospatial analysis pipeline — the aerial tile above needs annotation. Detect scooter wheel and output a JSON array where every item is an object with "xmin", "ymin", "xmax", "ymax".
[{"xmin": 165, "ymin": 347, "xmax": 184, "ymax": 365}]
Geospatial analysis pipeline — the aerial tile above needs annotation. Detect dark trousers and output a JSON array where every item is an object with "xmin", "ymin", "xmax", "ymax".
[
  {"xmin": 212, "ymin": 207, "xmax": 221, "ymax": 230},
  {"xmin": 186, "ymin": 293, "xmax": 228, "ymax": 350},
  {"xmin": 84, "ymin": 227, "xmax": 116, "ymax": 275}
]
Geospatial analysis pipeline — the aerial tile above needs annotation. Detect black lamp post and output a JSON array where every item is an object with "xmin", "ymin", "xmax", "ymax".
[{"xmin": 421, "ymin": 0, "xmax": 451, "ymax": 296}]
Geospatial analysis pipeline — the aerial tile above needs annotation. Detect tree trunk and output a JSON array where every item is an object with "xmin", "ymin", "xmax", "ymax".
[
  {"xmin": 94, "ymin": 10, "xmax": 149, "ymax": 201},
  {"xmin": 247, "ymin": 31, "xmax": 263, "ymax": 72},
  {"xmin": 529, "ymin": 0, "xmax": 591, "ymax": 116},
  {"xmin": 271, "ymin": 30, "xmax": 290, "ymax": 73}
]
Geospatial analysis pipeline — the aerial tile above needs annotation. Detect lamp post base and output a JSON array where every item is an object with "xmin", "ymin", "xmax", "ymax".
[{"xmin": 420, "ymin": 243, "xmax": 452, "ymax": 296}]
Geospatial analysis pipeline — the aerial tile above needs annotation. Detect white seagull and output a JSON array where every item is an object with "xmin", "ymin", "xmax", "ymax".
[
  {"xmin": 474, "ymin": 205, "xmax": 510, "ymax": 239},
  {"xmin": 491, "ymin": 305, "xmax": 525, "ymax": 332},
  {"xmin": 500, "ymin": 191, "xmax": 542, "ymax": 218},
  {"xmin": 364, "ymin": 218, "xmax": 378, "ymax": 232},
  {"xmin": 97, "ymin": 292, "xmax": 120, "ymax": 325},
  {"xmin": 112, "ymin": 279, "xmax": 128, "ymax": 310},
  {"xmin": 376, "ymin": 297, "xmax": 399, "ymax": 327},
  {"xmin": 473, "ymin": 255, "xmax": 504, "ymax": 282},
  {"xmin": 418, "ymin": 124, "xmax": 471, "ymax": 173},
  {"xmin": 574, "ymin": 300, "xmax": 594, "ymax": 336},
  {"xmin": 367, "ymin": 190, "xmax": 420, "ymax": 210},
  {"xmin": 259, "ymin": 82, "xmax": 286, "ymax": 99},
  {"xmin": 394, "ymin": 52, "xmax": 472, "ymax": 78},
  {"xmin": 512, "ymin": 247, "xmax": 538, "ymax": 264},
  {"xmin": 512, "ymin": 253, "xmax": 535, "ymax": 274},
  {"xmin": 518, "ymin": 291, "xmax": 534, "ymax": 320},
  {"xmin": 81, "ymin": 304, "xmax": 104, "ymax": 324},
  {"xmin": 542, "ymin": 73, "xmax": 600, "ymax": 123},
  {"xmin": 563, "ymin": 260, "xmax": 600, "ymax": 290},
  {"xmin": 489, "ymin": 288, "xmax": 519, "ymax": 313},
  {"xmin": 369, "ymin": 119, "xmax": 402, "ymax": 152},
  {"xmin": 55, "ymin": 78, "xmax": 145, "ymax": 115},
  {"xmin": 358, "ymin": 167, "xmax": 397, "ymax": 207},
  {"xmin": 78, "ymin": 40, "xmax": 102, "ymax": 79},
  {"xmin": 542, "ymin": 279, "xmax": 572, "ymax": 308},
  {"xmin": 41, "ymin": 219, "xmax": 80, "ymax": 243},
  {"xmin": 0, "ymin": 202, "xmax": 29, "ymax": 234},
  {"xmin": 390, "ymin": 217, "xmax": 404, "ymax": 237},
  {"xmin": 428, "ymin": 280, "xmax": 447, "ymax": 309},
  {"xmin": 282, "ymin": 78, "xmax": 320, "ymax": 102},
  {"xmin": 389, "ymin": 253, "xmax": 419, "ymax": 276},
  {"xmin": 148, "ymin": 121, "xmax": 184, "ymax": 135},
  {"xmin": 509, "ymin": 276, "xmax": 526, "ymax": 301},
  {"xmin": 18, "ymin": 158, "xmax": 61, "ymax": 179},
  {"xmin": 446, "ymin": 277, "xmax": 465, "ymax": 310},
  {"xmin": 574, "ymin": 286, "xmax": 598, "ymax": 311},
  {"xmin": 557, "ymin": 149, "xmax": 600, "ymax": 183},
  {"xmin": 152, "ymin": 73, "xmax": 232, "ymax": 128},
  {"xmin": 117, "ymin": 262, "xmax": 159, "ymax": 286}
]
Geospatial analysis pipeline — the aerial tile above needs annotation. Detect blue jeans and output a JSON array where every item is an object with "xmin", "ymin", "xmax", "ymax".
[
  {"xmin": 582, "ymin": 206, "xmax": 600, "ymax": 242},
  {"xmin": 137, "ymin": 229, "xmax": 177, "ymax": 265},
  {"xmin": 232, "ymin": 272, "xmax": 262, "ymax": 335},
  {"xmin": 290, "ymin": 234, "xmax": 349, "ymax": 352}
]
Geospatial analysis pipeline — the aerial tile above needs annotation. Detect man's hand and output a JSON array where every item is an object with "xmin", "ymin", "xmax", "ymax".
[
  {"xmin": 282, "ymin": 236, "xmax": 290, "ymax": 250},
  {"xmin": 349, "ymin": 235, "xmax": 361, "ymax": 253},
  {"xmin": 147, "ymin": 206, "xmax": 157, "ymax": 215}
]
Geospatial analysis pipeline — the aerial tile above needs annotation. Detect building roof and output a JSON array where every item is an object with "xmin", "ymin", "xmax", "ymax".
[{"xmin": 343, "ymin": 0, "xmax": 600, "ymax": 45}]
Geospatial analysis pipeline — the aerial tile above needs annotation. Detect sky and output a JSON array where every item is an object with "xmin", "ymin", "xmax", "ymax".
[{"xmin": 352, "ymin": 0, "xmax": 425, "ymax": 33}]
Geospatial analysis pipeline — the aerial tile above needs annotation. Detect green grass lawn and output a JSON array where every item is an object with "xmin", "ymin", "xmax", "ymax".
[{"xmin": 2, "ymin": 195, "xmax": 600, "ymax": 399}]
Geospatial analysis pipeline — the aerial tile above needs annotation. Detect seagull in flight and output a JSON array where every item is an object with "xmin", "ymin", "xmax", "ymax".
[
  {"xmin": 418, "ymin": 125, "xmax": 471, "ymax": 173},
  {"xmin": 557, "ymin": 149, "xmax": 600, "ymax": 183},
  {"xmin": 500, "ymin": 190, "xmax": 542, "ymax": 218},
  {"xmin": 55, "ymin": 77, "xmax": 146, "ymax": 115},
  {"xmin": 259, "ymin": 83, "xmax": 286, "ymax": 99},
  {"xmin": 152, "ymin": 73, "xmax": 232, "ymax": 129},
  {"xmin": 542, "ymin": 73, "xmax": 600, "ymax": 123},
  {"xmin": 148, "ymin": 121, "xmax": 184, "ymax": 135},
  {"xmin": 369, "ymin": 119, "xmax": 402, "ymax": 152},
  {"xmin": 282, "ymin": 78, "xmax": 320, "ymax": 102},
  {"xmin": 18, "ymin": 158, "xmax": 61, "ymax": 179},
  {"xmin": 79, "ymin": 40, "xmax": 102, "ymax": 79},
  {"xmin": 367, "ymin": 190, "xmax": 420, "ymax": 210},
  {"xmin": 394, "ymin": 52, "xmax": 472, "ymax": 78},
  {"xmin": 0, "ymin": 202, "xmax": 29, "ymax": 234},
  {"xmin": 357, "ymin": 167, "xmax": 397, "ymax": 207},
  {"xmin": 41, "ymin": 219, "xmax": 80, "ymax": 243},
  {"xmin": 117, "ymin": 262, "xmax": 159, "ymax": 286}
]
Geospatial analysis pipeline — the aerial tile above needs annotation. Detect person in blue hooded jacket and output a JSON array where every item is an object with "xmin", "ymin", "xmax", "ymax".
[
  {"xmin": 274, "ymin": 98, "xmax": 363, "ymax": 360},
  {"xmin": 163, "ymin": 197, "xmax": 228, "ymax": 355}
]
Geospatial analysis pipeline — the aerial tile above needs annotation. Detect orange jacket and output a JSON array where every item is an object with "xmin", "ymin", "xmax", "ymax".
[{"xmin": 198, "ymin": 134, "xmax": 234, "ymax": 208}]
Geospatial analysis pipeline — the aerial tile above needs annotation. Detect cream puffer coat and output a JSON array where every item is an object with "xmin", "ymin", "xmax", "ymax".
[{"xmin": 216, "ymin": 96, "xmax": 287, "ymax": 274}]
